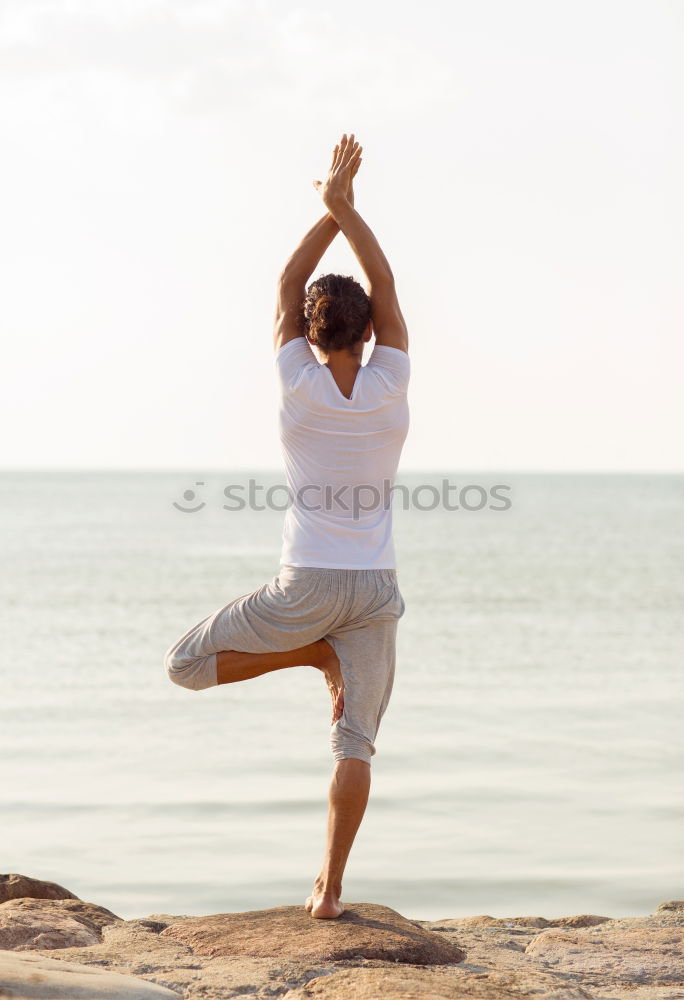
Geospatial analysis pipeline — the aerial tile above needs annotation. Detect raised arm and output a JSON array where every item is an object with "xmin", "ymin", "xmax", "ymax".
[
  {"xmin": 273, "ymin": 215, "xmax": 338, "ymax": 353},
  {"xmin": 273, "ymin": 156, "xmax": 360, "ymax": 353},
  {"xmin": 314, "ymin": 133, "xmax": 409, "ymax": 354}
]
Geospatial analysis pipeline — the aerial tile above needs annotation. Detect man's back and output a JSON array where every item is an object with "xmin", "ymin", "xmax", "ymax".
[{"xmin": 276, "ymin": 338, "xmax": 410, "ymax": 569}]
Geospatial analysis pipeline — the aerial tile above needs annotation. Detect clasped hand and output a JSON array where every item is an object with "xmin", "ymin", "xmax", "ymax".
[{"xmin": 313, "ymin": 133, "xmax": 362, "ymax": 209}]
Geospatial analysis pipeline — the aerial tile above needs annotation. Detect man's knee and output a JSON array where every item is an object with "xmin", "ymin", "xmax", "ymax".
[
  {"xmin": 330, "ymin": 720, "xmax": 375, "ymax": 766},
  {"xmin": 164, "ymin": 646, "xmax": 217, "ymax": 692},
  {"xmin": 333, "ymin": 751, "xmax": 372, "ymax": 768}
]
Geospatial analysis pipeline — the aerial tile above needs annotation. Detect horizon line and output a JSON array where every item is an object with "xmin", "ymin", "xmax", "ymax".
[{"xmin": 0, "ymin": 466, "xmax": 682, "ymax": 476}]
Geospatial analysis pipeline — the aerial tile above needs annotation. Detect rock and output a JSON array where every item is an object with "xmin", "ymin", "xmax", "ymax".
[
  {"xmin": 142, "ymin": 915, "xmax": 192, "ymax": 927},
  {"xmin": 280, "ymin": 965, "xmax": 595, "ymax": 999},
  {"xmin": 420, "ymin": 922, "xmax": 569, "ymax": 977},
  {"xmin": 0, "ymin": 948, "xmax": 181, "ymax": 998},
  {"xmin": 425, "ymin": 914, "xmax": 551, "ymax": 929},
  {"xmin": 21, "ymin": 917, "xmax": 211, "ymax": 998},
  {"xmin": 160, "ymin": 903, "xmax": 466, "ymax": 964},
  {"xmin": 656, "ymin": 900, "xmax": 684, "ymax": 913},
  {"xmin": 0, "ymin": 873, "xmax": 79, "ymax": 904},
  {"xmin": 420, "ymin": 913, "xmax": 610, "ymax": 931},
  {"xmin": 4, "ymin": 879, "xmax": 683, "ymax": 999},
  {"xmin": 30, "ymin": 922, "xmax": 335, "ymax": 1000},
  {"xmin": 525, "ymin": 925, "xmax": 684, "ymax": 984},
  {"xmin": 548, "ymin": 914, "xmax": 611, "ymax": 929},
  {"xmin": 0, "ymin": 897, "xmax": 123, "ymax": 951}
]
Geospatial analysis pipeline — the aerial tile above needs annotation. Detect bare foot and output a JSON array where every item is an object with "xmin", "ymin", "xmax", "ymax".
[
  {"xmin": 305, "ymin": 884, "xmax": 345, "ymax": 919},
  {"xmin": 312, "ymin": 639, "xmax": 345, "ymax": 724}
]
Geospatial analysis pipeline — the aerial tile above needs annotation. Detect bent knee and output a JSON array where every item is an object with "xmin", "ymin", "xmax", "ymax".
[{"xmin": 164, "ymin": 647, "xmax": 217, "ymax": 692}]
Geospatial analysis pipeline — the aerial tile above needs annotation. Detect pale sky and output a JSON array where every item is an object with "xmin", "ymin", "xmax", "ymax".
[{"xmin": 1, "ymin": 0, "xmax": 682, "ymax": 471}]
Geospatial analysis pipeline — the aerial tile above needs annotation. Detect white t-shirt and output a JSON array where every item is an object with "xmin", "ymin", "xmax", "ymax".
[{"xmin": 275, "ymin": 337, "xmax": 410, "ymax": 569}]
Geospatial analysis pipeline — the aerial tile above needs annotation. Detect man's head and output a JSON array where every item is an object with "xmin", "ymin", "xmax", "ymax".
[{"xmin": 303, "ymin": 273, "xmax": 372, "ymax": 356}]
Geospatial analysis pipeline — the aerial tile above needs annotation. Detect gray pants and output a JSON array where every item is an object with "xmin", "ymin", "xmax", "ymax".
[{"xmin": 164, "ymin": 565, "xmax": 406, "ymax": 765}]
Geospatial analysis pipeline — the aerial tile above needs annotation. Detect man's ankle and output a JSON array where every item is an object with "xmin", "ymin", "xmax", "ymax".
[{"xmin": 314, "ymin": 877, "xmax": 342, "ymax": 896}]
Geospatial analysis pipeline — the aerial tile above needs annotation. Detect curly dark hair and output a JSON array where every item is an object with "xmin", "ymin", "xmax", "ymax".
[{"xmin": 303, "ymin": 274, "xmax": 371, "ymax": 353}]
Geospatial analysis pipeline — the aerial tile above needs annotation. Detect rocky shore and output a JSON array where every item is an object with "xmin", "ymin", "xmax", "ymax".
[{"xmin": 1, "ymin": 874, "xmax": 682, "ymax": 999}]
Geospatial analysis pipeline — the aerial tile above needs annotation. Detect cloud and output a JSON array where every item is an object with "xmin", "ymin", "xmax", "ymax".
[{"xmin": 0, "ymin": 0, "xmax": 459, "ymax": 117}]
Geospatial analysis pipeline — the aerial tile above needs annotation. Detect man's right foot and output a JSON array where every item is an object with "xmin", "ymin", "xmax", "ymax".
[
  {"xmin": 305, "ymin": 886, "xmax": 345, "ymax": 919},
  {"xmin": 312, "ymin": 639, "xmax": 345, "ymax": 724}
]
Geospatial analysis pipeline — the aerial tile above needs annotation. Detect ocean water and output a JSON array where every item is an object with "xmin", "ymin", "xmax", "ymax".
[{"xmin": 1, "ymin": 470, "xmax": 682, "ymax": 922}]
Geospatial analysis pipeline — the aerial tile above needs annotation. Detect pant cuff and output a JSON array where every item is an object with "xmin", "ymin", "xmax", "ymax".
[{"xmin": 166, "ymin": 652, "xmax": 218, "ymax": 691}]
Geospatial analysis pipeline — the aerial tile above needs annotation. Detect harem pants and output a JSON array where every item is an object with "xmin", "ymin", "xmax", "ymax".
[{"xmin": 163, "ymin": 565, "xmax": 406, "ymax": 765}]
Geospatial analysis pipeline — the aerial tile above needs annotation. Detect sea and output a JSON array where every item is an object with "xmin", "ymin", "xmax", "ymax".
[{"xmin": 1, "ymin": 470, "xmax": 682, "ymax": 922}]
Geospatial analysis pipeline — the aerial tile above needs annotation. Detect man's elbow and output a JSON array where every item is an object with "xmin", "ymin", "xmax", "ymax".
[
  {"xmin": 277, "ymin": 269, "xmax": 306, "ymax": 290},
  {"xmin": 368, "ymin": 270, "xmax": 395, "ymax": 292}
]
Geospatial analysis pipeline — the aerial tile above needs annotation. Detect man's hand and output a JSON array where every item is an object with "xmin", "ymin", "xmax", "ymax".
[
  {"xmin": 313, "ymin": 133, "xmax": 362, "ymax": 210},
  {"xmin": 347, "ymin": 144, "xmax": 361, "ymax": 207}
]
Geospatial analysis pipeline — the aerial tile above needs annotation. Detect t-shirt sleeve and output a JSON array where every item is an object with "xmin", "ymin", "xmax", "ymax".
[
  {"xmin": 275, "ymin": 337, "xmax": 317, "ymax": 392},
  {"xmin": 366, "ymin": 344, "xmax": 411, "ymax": 395}
]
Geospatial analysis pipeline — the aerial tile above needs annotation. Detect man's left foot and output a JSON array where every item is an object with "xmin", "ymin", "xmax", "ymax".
[
  {"xmin": 312, "ymin": 639, "xmax": 345, "ymax": 724},
  {"xmin": 305, "ymin": 886, "xmax": 345, "ymax": 919}
]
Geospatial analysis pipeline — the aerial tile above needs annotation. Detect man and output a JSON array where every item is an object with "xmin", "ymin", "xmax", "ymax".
[{"xmin": 165, "ymin": 133, "xmax": 410, "ymax": 919}]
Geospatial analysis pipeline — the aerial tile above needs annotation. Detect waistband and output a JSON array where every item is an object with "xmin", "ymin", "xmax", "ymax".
[{"xmin": 279, "ymin": 564, "xmax": 397, "ymax": 582}]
